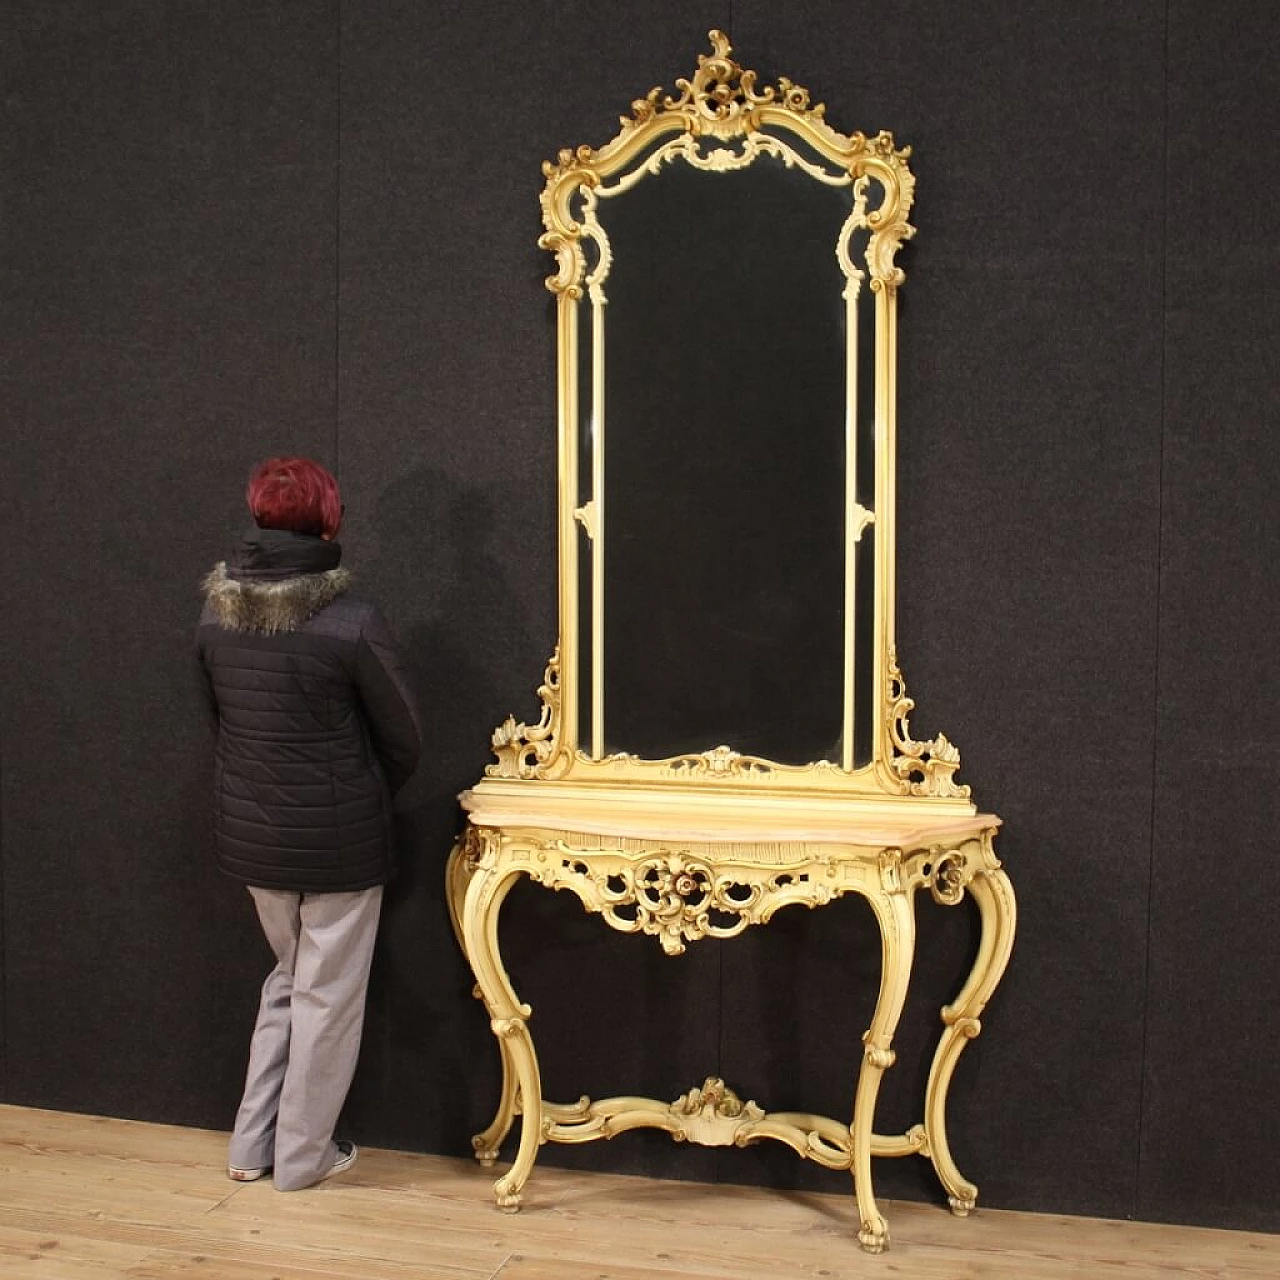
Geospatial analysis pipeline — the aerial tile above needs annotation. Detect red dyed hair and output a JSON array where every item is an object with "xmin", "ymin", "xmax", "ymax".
[{"xmin": 246, "ymin": 457, "xmax": 342, "ymax": 538}]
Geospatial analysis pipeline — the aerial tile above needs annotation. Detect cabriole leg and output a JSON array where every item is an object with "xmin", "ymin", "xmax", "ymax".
[
  {"xmin": 850, "ymin": 885, "xmax": 917, "ymax": 1253},
  {"xmin": 458, "ymin": 838, "xmax": 545, "ymax": 1211},
  {"xmin": 446, "ymin": 838, "xmax": 519, "ymax": 1163},
  {"xmin": 923, "ymin": 865, "xmax": 1017, "ymax": 1214}
]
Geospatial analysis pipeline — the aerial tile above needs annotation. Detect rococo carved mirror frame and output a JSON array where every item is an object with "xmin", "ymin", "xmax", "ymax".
[
  {"xmin": 448, "ymin": 33, "xmax": 1015, "ymax": 1255},
  {"xmin": 488, "ymin": 29, "xmax": 968, "ymax": 805}
]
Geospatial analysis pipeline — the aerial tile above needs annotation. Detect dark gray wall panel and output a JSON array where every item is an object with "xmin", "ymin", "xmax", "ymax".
[
  {"xmin": 0, "ymin": 0, "xmax": 338, "ymax": 1123},
  {"xmin": 1140, "ymin": 0, "xmax": 1280, "ymax": 1232},
  {"xmin": 2, "ymin": 0, "xmax": 337, "ymax": 175},
  {"xmin": 0, "ymin": 156, "xmax": 339, "ymax": 1118}
]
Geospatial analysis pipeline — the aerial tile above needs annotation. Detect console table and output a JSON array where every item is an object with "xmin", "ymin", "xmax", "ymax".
[{"xmin": 446, "ymin": 780, "xmax": 1016, "ymax": 1254}]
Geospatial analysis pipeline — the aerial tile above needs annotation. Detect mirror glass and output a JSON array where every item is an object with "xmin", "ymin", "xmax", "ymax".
[{"xmin": 575, "ymin": 142, "xmax": 874, "ymax": 765}]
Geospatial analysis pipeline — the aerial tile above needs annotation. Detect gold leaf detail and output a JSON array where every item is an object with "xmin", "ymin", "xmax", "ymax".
[
  {"xmin": 534, "ymin": 844, "xmax": 862, "ymax": 955},
  {"xmin": 672, "ymin": 1077, "xmax": 766, "ymax": 1143},
  {"xmin": 540, "ymin": 32, "xmax": 914, "ymax": 295},
  {"xmin": 487, "ymin": 649, "xmax": 565, "ymax": 779},
  {"xmin": 886, "ymin": 651, "xmax": 971, "ymax": 799},
  {"xmin": 665, "ymin": 745, "xmax": 773, "ymax": 779}
]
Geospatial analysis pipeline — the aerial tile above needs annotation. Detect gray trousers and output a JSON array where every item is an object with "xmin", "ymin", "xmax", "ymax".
[{"xmin": 228, "ymin": 885, "xmax": 383, "ymax": 1190}]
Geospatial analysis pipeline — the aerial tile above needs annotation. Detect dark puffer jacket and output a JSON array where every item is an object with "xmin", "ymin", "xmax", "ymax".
[{"xmin": 196, "ymin": 527, "xmax": 421, "ymax": 893}]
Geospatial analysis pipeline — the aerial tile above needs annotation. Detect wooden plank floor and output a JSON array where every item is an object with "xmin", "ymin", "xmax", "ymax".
[{"xmin": 1, "ymin": 1105, "xmax": 1275, "ymax": 1279}]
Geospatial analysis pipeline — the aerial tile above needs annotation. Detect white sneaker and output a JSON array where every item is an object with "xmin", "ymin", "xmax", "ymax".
[{"xmin": 318, "ymin": 1140, "xmax": 358, "ymax": 1183}]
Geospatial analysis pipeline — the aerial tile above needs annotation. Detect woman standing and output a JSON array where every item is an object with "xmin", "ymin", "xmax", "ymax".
[{"xmin": 197, "ymin": 457, "xmax": 420, "ymax": 1190}]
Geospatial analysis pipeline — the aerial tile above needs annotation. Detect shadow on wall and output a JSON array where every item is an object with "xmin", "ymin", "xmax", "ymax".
[
  {"xmin": 345, "ymin": 463, "xmax": 551, "ymax": 1153},
  {"xmin": 370, "ymin": 461, "xmax": 548, "ymax": 817}
]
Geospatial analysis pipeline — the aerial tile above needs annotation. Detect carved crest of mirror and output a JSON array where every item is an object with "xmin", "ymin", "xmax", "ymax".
[{"xmin": 448, "ymin": 32, "xmax": 1015, "ymax": 1255}]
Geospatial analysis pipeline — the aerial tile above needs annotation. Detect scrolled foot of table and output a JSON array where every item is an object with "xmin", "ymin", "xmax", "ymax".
[
  {"xmin": 494, "ymin": 1176, "xmax": 523, "ymax": 1213},
  {"xmin": 948, "ymin": 1192, "xmax": 977, "ymax": 1217},
  {"xmin": 858, "ymin": 1214, "xmax": 889, "ymax": 1254},
  {"xmin": 474, "ymin": 1145, "xmax": 499, "ymax": 1169}
]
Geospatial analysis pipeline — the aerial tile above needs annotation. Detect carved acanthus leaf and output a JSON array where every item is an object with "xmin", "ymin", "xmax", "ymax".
[
  {"xmin": 459, "ymin": 824, "xmax": 498, "ymax": 874},
  {"xmin": 862, "ymin": 132, "xmax": 917, "ymax": 290},
  {"xmin": 672, "ymin": 1078, "xmax": 766, "ymax": 1144},
  {"xmin": 886, "ymin": 651, "xmax": 971, "ymax": 799},
  {"xmin": 487, "ymin": 649, "xmax": 565, "ymax": 780},
  {"xmin": 655, "ymin": 29, "xmax": 795, "ymax": 134}
]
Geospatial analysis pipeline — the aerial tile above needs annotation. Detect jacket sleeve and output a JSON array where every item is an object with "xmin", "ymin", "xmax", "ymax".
[{"xmin": 354, "ymin": 606, "xmax": 422, "ymax": 794}]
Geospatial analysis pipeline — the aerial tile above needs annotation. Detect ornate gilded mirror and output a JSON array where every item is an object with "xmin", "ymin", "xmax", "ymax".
[{"xmin": 492, "ymin": 30, "xmax": 969, "ymax": 806}]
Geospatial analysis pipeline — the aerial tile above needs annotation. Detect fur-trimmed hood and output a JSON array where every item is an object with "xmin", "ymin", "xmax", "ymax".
[{"xmin": 202, "ymin": 562, "xmax": 352, "ymax": 634}]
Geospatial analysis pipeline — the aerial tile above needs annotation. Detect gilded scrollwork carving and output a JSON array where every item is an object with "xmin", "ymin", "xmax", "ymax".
[
  {"xmin": 605, "ymin": 29, "xmax": 800, "ymax": 148},
  {"xmin": 581, "ymin": 745, "xmax": 851, "ymax": 787},
  {"xmin": 887, "ymin": 651, "xmax": 972, "ymax": 800},
  {"xmin": 863, "ymin": 1045, "xmax": 897, "ymax": 1071},
  {"xmin": 542, "ymin": 1077, "xmax": 787, "ymax": 1150},
  {"xmin": 673, "ymin": 1078, "xmax": 767, "ymax": 1145},
  {"xmin": 458, "ymin": 823, "xmax": 498, "ymax": 874},
  {"xmin": 665, "ymin": 744, "xmax": 773, "ymax": 779},
  {"xmin": 518, "ymin": 840, "xmax": 858, "ymax": 955},
  {"xmin": 652, "ymin": 29, "xmax": 784, "ymax": 131},
  {"xmin": 861, "ymin": 131, "xmax": 916, "ymax": 291},
  {"xmin": 537, "ymin": 1074, "xmax": 942, "ymax": 1179},
  {"xmin": 539, "ymin": 31, "xmax": 916, "ymax": 303},
  {"xmin": 927, "ymin": 850, "xmax": 971, "ymax": 906},
  {"xmin": 487, "ymin": 649, "xmax": 566, "ymax": 779},
  {"xmin": 900, "ymin": 834, "xmax": 1003, "ymax": 908},
  {"xmin": 878, "ymin": 847, "xmax": 905, "ymax": 893},
  {"xmin": 601, "ymin": 130, "xmax": 854, "ymax": 196}
]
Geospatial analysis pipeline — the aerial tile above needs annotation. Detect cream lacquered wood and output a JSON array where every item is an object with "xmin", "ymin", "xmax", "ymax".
[{"xmin": 449, "ymin": 31, "xmax": 1016, "ymax": 1254}]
